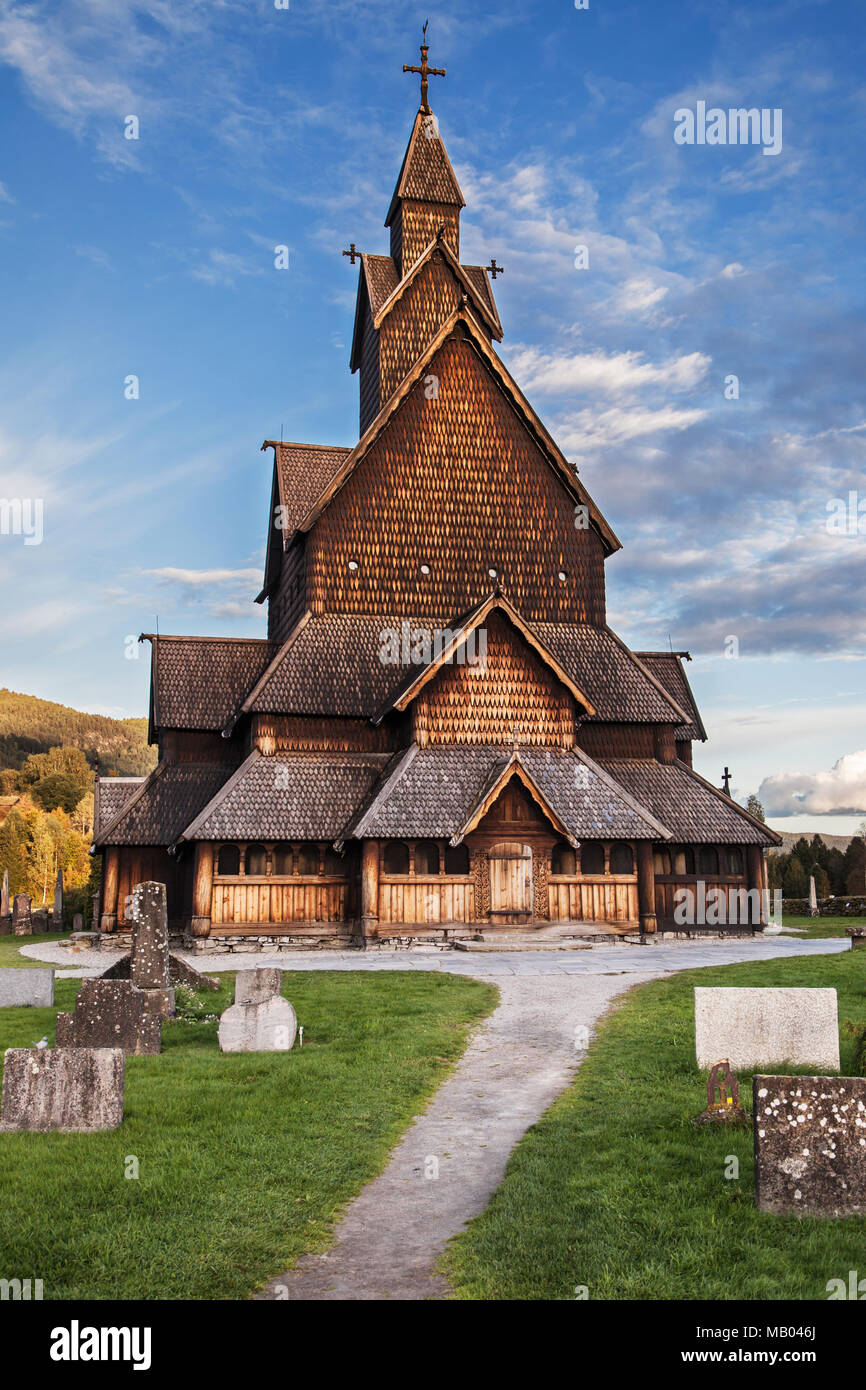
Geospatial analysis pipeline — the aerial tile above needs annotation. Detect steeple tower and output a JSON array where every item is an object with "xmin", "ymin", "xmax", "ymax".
[{"xmin": 387, "ymin": 32, "xmax": 464, "ymax": 274}]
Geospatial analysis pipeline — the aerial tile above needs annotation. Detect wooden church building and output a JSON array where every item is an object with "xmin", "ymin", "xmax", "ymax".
[{"xmin": 94, "ymin": 45, "xmax": 779, "ymax": 949}]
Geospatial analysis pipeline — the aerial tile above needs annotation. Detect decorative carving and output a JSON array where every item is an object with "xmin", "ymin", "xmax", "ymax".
[
  {"xmin": 533, "ymin": 850, "xmax": 550, "ymax": 921},
  {"xmin": 471, "ymin": 848, "xmax": 490, "ymax": 920}
]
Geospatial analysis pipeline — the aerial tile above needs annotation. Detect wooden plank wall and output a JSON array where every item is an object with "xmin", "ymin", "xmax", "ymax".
[
  {"xmin": 548, "ymin": 877, "xmax": 638, "ymax": 923},
  {"xmin": 211, "ymin": 877, "xmax": 348, "ymax": 925}
]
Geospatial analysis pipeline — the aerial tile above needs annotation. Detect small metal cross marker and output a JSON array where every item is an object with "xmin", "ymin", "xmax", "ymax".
[
  {"xmin": 342, "ymin": 243, "xmax": 359, "ymax": 265},
  {"xmin": 722, "ymin": 766, "xmax": 732, "ymax": 795},
  {"xmin": 486, "ymin": 258, "xmax": 505, "ymax": 280},
  {"xmin": 403, "ymin": 23, "xmax": 446, "ymax": 113}
]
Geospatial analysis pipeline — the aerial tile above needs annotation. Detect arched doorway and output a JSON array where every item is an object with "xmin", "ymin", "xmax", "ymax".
[{"xmin": 487, "ymin": 842, "xmax": 533, "ymax": 924}]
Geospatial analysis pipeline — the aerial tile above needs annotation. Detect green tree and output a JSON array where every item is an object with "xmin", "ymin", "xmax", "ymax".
[
  {"xmin": 783, "ymin": 857, "xmax": 808, "ymax": 898},
  {"xmin": 844, "ymin": 837, "xmax": 866, "ymax": 895},
  {"xmin": 745, "ymin": 794, "xmax": 766, "ymax": 823},
  {"xmin": 32, "ymin": 772, "xmax": 85, "ymax": 814}
]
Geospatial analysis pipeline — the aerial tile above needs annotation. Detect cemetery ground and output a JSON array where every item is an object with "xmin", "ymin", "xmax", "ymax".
[
  {"xmin": 0, "ymin": 967, "xmax": 496, "ymax": 1300},
  {"xmin": 443, "ymin": 944, "xmax": 866, "ymax": 1301},
  {"xmin": 780, "ymin": 913, "xmax": 861, "ymax": 939}
]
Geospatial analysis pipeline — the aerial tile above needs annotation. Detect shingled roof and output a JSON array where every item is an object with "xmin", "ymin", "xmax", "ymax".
[
  {"xmin": 179, "ymin": 750, "xmax": 388, "ymax": 843},
  {"xmin": 385, "ymin": 107, "xmax": 465, "ymax": 224},
  {"xmin": 263, "ymin": 441, "xmax": 352, "ymax": 544},
  {"xmin": 598, "ymin": 759, "xmax": 781, "ymax": 845},
  {"xmin": 535, "ymin": 624, "xmax": 689, "ymax": 723},
  {"xmin": 225, "ymin": 609, "xmax": 688, "ymax": 729},
  {"xmin": 346, "ymin": 744, "xmax": 671, "ymax": 843},
  {"xmin": 632, "ymin": 652, "xmax": 707, "ymax": 741},
  {"xmin": 93, "ymin": 762, "xmax": 230, "ymax": 847},
  {"xmin": 94, "ymin": 777, "xmax": 144, "ymax": 838},
  {"xmin": 144, "ymin": 635, "xmax": 276, "ymax": 734}
]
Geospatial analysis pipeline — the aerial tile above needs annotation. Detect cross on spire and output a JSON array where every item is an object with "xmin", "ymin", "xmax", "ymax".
[
  {"xmin": 342, "ymin": 243, "xmax": 360, "ymax": 265},
  {"xmin": 722, "ymin": 767, "xmax": 732, "ymax": 796},
  {"xmin": 486, "ymin": 258, "xmax": 505, "ymax": 280},
  {"xmin": 403, "ymin": 23, "xmax": 446, "ymax": 113}
]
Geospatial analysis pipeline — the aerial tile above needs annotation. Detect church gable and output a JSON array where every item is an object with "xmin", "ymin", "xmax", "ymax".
[
  {"xmin": 410, "ymin": 610, "xmax": 577, "ymax": 748},
  {"xmin": 306, "ymin": 326, "xmax": 610, "ymax": 624},
  {"xmin": 378, "ymin": 246, "xmax": 496, "ymax": 405}
]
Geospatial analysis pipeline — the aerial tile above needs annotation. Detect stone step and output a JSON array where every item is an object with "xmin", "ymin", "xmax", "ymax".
[{"xmin": 453, "ymin": 937, "xmax": 594, "ymax": 953}]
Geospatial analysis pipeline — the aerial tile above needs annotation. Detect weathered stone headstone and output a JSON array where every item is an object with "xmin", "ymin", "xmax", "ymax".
[
  {"xmin": 1, "ymin": 867, "xmax": 9, "ymax": 917},
  {"xmin": 52, "ymin": 868, "xmax": 64, "ymax": 928},
  {"xmin": 72, "ymin": 913, "xmax": 84, "ymax": 932},
  {"xmin": 31, "ymin": 909, "xmax": 49, "ymax": 934},
  {"xmin": 127, "ymin": 881, "xmax": 174, "ymax": 1018},
  {"xmin": 129, "ymin": 881, "xmax": 170, "ymax": 986},
  {"xmin": 55, "ymin": 979, "xmax": 161, "ymax": 1055},
  {"xmin": 695, "ymin": 987, "xmax": 840, "ymax": 1072},
  {"xmin": 0, "ymin": 968, "xmax": 55, "ymax": 1009},
  {"xmin": 754, "ymin": 1075, "xmax": 866, "ymax": 1217},
  {"xmin": 808, "ymin": 876, "xmax": 819, "ymax": 918},
  {"xmin": 694, "ymin": 1058, "xmax": 750, "ymax": 1126},
  {"xmin": 0, "ymin": 1047, "xmax": 125, "ymax": 1132},
  {"xmin": 218, "ymin": 969, "xmax": 297, "ymax": 1053},
  {"xmin": 12, "ymin": 893, "xmax": 32, "ymax": 937}
]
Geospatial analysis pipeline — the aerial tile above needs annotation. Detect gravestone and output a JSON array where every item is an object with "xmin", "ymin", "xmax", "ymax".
[
  {"xmin": 1, "ymin": 867, "xmax": 9, "ymax": 916},
  {"xmin": 12, "ymin": 894, "xmax": 32, "ymax": 937},
  {"xmin": 808, "ymin": 876, "xmax": 819, "ymax": 917},
  {"xmin": 72, "ymin": 913, "xmax": 84, "ymax": 932},
  {"xmin": 129, "ymin": 882, "xmax": 170, "ymax": 988},
  {"xmin": 52, "ymin": 868, "xmax": 64, "ymax": 928},
  {"xmin": 55, "ymin": 979, "xmax": 162, "ymax": 1055},
  {"xmin": 0, "ymin": 968, "xmax": 55, "ymax": 1008},
  {"xmin": 218, "ymin": 969, "xmax": 297, "ymax": 1053},
  {"xmin": 695, "ymin": 987, "xmax": 840, "ymax": 1071},
  {"xmin": 754, "ymin": 1075, "xmax": 866, "ymax": 1217},
  {"xmin": 31, "ymin": 909, "xmax": 49, "ymax": 934},
  {"xmin": 0, "ymin": 1047, "xmax": 124, "ymax": 1132}
]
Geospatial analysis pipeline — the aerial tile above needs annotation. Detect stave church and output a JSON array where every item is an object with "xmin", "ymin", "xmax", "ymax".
[{"xmin": 93, "ymin": 42, "xmax": 779, "ymax": 950}]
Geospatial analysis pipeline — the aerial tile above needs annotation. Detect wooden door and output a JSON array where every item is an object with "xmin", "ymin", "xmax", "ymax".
[{"xmin": 488, "ymin": 842, "xmax": 533, "ymax": 925}]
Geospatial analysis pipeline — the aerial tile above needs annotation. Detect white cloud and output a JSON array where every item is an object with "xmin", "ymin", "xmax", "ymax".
[
  {"xmin": 505, "ymin": 346, "xmax": 710, "ymax": 398},
  {"xmin": 760, "ymin": 750, "xmax": 866, "ymax": 816}
]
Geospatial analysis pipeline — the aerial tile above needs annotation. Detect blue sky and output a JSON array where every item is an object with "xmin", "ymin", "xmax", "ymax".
[{"xmin": 0, "ymin": 0, "xmax": 864, "ymax": 832}]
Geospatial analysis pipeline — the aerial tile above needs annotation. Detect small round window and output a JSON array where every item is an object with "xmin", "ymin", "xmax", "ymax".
[
  {"xmin": 420, "ymin": 563, "xmax": 431, "ymax": 576},
  {"xmin": 488, "ymin": 567, "xmax": 497, "ymax": 580},
  {"xmin": 558, "ymin": 570, "xmax": 567, "ymax": 583},
  {"xmin": 348, "ymin": 559, "xmax": 359, "ymax": 572}
]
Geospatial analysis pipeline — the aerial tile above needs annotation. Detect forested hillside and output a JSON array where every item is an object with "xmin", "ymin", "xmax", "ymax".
[{"xmin": 0, "ymin": 688, "xmax": 155, "ymax": 776}]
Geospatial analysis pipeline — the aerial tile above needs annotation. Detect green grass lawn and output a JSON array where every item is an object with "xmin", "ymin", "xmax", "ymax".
[
  {"xmin": 0, "ymin": 930, "xmax": 70, "ymax": 967},
  {"xmin": 781, "ymin": 914, "xmax": 865, "ymax": 939},
  {"xmin": 443, "ymin": 946, "xmax": 866, "ymax": 1301},
  {"xmin": 0, "ymin": 968, "xmax": 496, "ymax": 1300}
]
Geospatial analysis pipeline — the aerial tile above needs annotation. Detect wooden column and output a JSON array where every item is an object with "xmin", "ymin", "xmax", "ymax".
[
  {"xmin": 191, "ymin": 842, "xmax": 213, "ymax": 938},
  {"xmin": 637, "ymin": 841, "xmax": 657, "ymax": 934},
  {"xmin": 361, "ymin": 840, "xmax": 380, "ymax": 939},
  {"xmin": 747, "ymin": 845, "xmax": 767, "ymax": 926},
  {"xmin": 100, "ymin": 846, "xmax": 119, "ymax": 932}
]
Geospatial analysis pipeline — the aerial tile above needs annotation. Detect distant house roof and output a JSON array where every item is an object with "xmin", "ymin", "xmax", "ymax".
[
  {"xmin": 632, "ymin": 652, "xmax": 707, "ymax": 741},
  {"xmin": 598, "ymin": 759, "xmax": 781, "ymax": 845}
]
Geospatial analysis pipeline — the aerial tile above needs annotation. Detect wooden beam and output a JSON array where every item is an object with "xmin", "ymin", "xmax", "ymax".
[
  {"xmin": 100, "ymin": 846, "xmax": 119, "ymax": 932},
  {"xmin": 191, "ymin": 842, "xmax": 214, "ymax": 939},
  {"xmin": 637, "ymin": 841, "xmax": 657, "ymax": 935},
  {"xmin": 361, "ymin": 840, "xmax": 379, "ymax": 939}
]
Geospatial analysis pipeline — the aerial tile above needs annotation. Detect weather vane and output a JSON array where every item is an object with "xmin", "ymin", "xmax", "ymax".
[{"xmin": 403, "ymin": 20, "xmax": 446, "ymax": 113}]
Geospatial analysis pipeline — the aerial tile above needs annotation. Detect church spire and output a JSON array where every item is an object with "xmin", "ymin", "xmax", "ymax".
[{"xmin": 388, "ymin": 26, "xmax": 464, "ymax": 273}]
